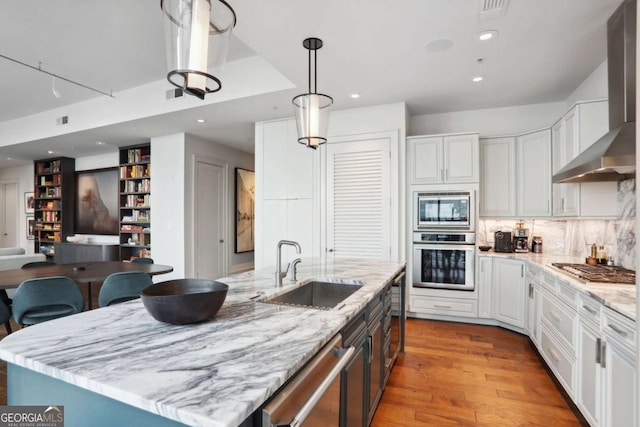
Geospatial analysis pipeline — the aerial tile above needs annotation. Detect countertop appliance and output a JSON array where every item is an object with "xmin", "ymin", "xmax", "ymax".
[
  {"xmin": 531, "ymin": 236, "xmax": 543, "ymax": 253},
  {"xmin": 513, "ymin": 228, "xmax": 529, "ymax": 253},
  {"xmin": 412, "ymin": 231, "xmax": 475, "ymax": 291},
  {"xmin": 494, "ymin": 231, "xmax": 512, "ymax": 253},
  {"xmin": 550, "ymin": 263, "xmax": 635, "ymax": 285},
  {"xmin": 414, "ymin": 191, "xmax": 475, "ymax": 231},
  {"xmin": 553, "ymin": 0, "xmax": 636, "ymax": 183}
]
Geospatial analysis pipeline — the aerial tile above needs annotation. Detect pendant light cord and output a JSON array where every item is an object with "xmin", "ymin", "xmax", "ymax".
[{"xmin": 0, "ymin": 53, "xmax": 114, "ymax": 98}]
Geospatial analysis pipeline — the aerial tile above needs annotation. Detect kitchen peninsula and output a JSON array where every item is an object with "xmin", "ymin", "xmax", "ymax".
[{"xmin": 0, "ymin": 258, "xmax": 405, "ymax": 427}]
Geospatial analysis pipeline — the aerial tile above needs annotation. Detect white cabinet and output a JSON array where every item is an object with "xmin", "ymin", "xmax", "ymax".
[
  {"xmin": 477, "ymin": 256, "xmax": 493, "ymax": 318},
  {"xmin": 492, "ymin": 258, "xmax": 526, "ymax": 328},
  {"xmin": 577, "ymin": 318, "xmax": 602, "ymax": 426},
  {"xmin": 479, "ymin": 138, "xmax": 516, "ymax": 217},
  {"xmin": 256, "ymin": 119, "xmax": 316, "ymax": 268},
  {"xmin": 525, "ymin": 278, "xmax": 540, "ymax": 345},
  {"xmin": 552, "ymin": 101, "xmax": 616, "ymax": 217},
  {"xmin": 479, "ymin": 129, "xmax": 551, "ymax": 218},
  {"xmin": 409, "ymin": 133, "xmax": 479, "ymax": 184},
  {"xmin": 516, "ymin": 129, "xmax": 552, "ymax": 216}
]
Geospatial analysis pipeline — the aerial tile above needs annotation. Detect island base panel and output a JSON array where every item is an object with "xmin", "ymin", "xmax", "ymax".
[{"xmin": 8, "ymin": 364, "xmax": 188, "ymax": 427}]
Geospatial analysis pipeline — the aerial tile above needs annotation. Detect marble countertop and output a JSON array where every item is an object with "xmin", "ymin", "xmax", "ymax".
[
  {"xmin": 0, "ymin": 258, "xmax": 405, "ymax": 427},
  {"xmin": 479, "ymin": 251, "xmax": 636, "ymax": 320}
]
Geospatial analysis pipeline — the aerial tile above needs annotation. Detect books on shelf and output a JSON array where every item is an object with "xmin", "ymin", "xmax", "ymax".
[
  {"xmin": 36, "ymin": 160, "xmax": 61, "ymax": 174},
  {"xmin": 127, "ymin": 148, "xmax": 151, "ymax": 164},
  {"xmin": 119, "ymin": 165, "xmax": 150, "ymax": 179},
  {"xmin": 123, "ymin": 194, "xmax": 150, "ymax": 207},
  {"xmin": 121, "ymin": 210, "xmax": 150, "ymax": 223},
  {"xmin": 122, "ymin": 179, "xmax": 150, "ymax": 193}
]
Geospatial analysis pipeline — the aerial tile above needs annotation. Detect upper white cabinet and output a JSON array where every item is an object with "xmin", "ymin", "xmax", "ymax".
[
  {"xmin": 409, "ymin": 133, "xmax": 479, "ymax": 184},
  {"xmin": 479, "ymin": 137, "xmax": 516, "ymax": 217},
  {"xmin": 479, "ymin": 129, "xmax": 551, "ymax": 217},
  {"xmin": 552, "ymin": 100, "xmax": 617, "ymax": 217},
  {"xmin": 516, "ymin": 129, "xmax": 552, "ymax": 216},
  {"xmin": 262, "ymin": 119, "xmax": 314, "ymax": 200}
]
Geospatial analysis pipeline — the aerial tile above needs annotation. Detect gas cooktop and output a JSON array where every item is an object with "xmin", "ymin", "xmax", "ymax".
[{"xmin": 551, "ymin": 263, "xmax": 636, "ymax": 285}]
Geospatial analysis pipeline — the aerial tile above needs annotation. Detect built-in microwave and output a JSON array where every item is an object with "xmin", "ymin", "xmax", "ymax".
[{"xmin": 413, "ymin": 191, "xmax": 475, "ymax": 231}]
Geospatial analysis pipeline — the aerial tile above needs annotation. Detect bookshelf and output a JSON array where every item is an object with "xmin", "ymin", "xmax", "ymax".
[
  {"xmin": 33, "ymin": 157, "xmax": 75, "ymax": 256},
  {"xmin": 119, "ymin": 144, "xmax": 151, "ymax": 261}
]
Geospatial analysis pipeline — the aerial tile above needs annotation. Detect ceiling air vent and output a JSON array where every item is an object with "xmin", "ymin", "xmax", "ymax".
[
  {"xmin": 479, "ymin": 0, "xmax": 508, "ymax": 20},
  {"xmin": 56, "ymin": 116, "xmax": 69, "ymax": 125}
]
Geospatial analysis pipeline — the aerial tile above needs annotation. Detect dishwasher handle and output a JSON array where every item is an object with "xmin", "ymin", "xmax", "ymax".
[{"xmin": 289, "ymin": 346, "xmax": 355, "ymax": 427}]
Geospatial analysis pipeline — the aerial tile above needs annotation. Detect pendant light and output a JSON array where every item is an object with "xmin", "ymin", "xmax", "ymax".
[
  {"xmin": 292, "ymin": 38, "xmax": 333, "ymax": 149},
  {"xmin": 161, "ymin": 0, "xmax": 236, "ymax": 99}
]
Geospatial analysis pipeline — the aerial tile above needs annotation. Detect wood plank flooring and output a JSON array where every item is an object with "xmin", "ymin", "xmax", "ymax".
[
  {"xmin": 0, "ymin": 297, "xmax": 585, "ymax": 427},
  {"xmin": 371, "ymin": 318, "xmax": 586, "ymax": 427}
]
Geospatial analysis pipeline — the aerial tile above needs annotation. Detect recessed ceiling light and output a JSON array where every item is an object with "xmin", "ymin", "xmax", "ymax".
[
  {"xmin": 350, "ymin": 93, "xmax": 361, "ymax": 99},
  {"xmin": 6, "ymin": 157, "xmax": 12, "ymax": 161},
  {"xmin": 425, "ymin": 38, "xmax": 454, "ymax": 53},
  {"xmin": 478, "ymin": 30, "xmax": 498, "ymax": 41},
  {"xmin": 472, "ymin": 76, "xmax": 484, "ymax": 82},
  {"xmin": 196, "ymin": 119, "xmax": 205, "ymax": 123},
  {"xmin": 96, "ymin": 141, "xmax": 105, "ymax": 145},
  {"xmin": 47, "ymin": 150, "xmax": 55, "ymax": 154}
]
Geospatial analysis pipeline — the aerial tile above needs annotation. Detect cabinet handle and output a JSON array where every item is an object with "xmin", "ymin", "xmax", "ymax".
[
  {"xmin": 441, "ymin": 169, "xmax": 444, "ymax": 181},
  {"xmin": 561, "ymin": 198, "xmax": 565, "ymax": 211},
  {"xmin": 547, "ymin": 348, "xmax": 560, "ymax": 362},
  {"xmin": 600, "ymin": 342, "xmax": 606, "ymax": 368},
  {"xmin": 581, "ymin": 304, "xmax": 597, "ymax": 315},
  {"xmin": 368, "ymin": 336, "xmax": 374, "ymax": 363},
  {"xmin": 547, "ymin": 200, "xmax": 550, "ymax": 213},
  {"xmin": 433, "ymin": 304, "xmax": 452, "ymax": 309},
  {"xmin": 528, "ymin": 283, "xmax": 533, "ymax": 298},
  {"xmin": 481, "ymin": 262, "xmax": 483, "ymax": 273},
  {"xmin": 521, "ymin": 264, "xmax": 524, "ymax": 278},
  {"xmin": 607, "ymin": 323, "xmax": 628, "ymax": 337},
  {"xmin": 548, "ymin": 311, "xmax": 561, "ymax": 322},
  {"xmin": 595, "ymin": 338, "xmax": 601, "ymax": 365}
]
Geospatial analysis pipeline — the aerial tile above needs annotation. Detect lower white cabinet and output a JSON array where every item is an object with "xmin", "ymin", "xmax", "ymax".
[
  {"xmin": 577, "ymin": 318, "xmax": 601, "ymax": 426},
  {"xmin": 477, "ymin": 256, "xmax": 493, "ymax": 318},
  {"xmin": 525, "ymin": 280, "xmax": 539, "ymax": 345},
  {"xmin": 492, "ymin": 258, "xmax": 526, "ymax": 328}
]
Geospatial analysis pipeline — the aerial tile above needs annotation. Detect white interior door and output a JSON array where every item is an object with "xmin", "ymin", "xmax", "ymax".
[
  {"xmin": 325, "ymin": 136, "xmax": 391, "ymax": 260},
  {"xmin": 194, "ymin": 160, "xmax": 226, "ymax": 279},
  {"xmin": 0, "ymin": 183, "xmax": 18, "ymax": 248}
]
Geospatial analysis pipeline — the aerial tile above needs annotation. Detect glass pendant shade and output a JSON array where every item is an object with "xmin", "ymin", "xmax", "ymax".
[
  {"xmin": 293, "ymin": 93, "xmax": 332, "ymax": 148},
  {"xmin": 292, "ymin": 37, "xmax": 333, "ymax": 149},
  {"xmin": 161, "ymin": 0, "xmax": 236, "ymax": 99}
]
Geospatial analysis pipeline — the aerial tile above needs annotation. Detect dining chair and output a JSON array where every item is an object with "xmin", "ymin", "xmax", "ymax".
[
  {"xmin": 98, "ymin": 271, "xmax": 153, "ymax": 307},
  {"xmin": 131, "ymin": 257, "xmax": 154, "ymax": 264},
  {"xmin": 12, "ymin": 276, "xmax": 85, "ymax": 326},
  {"xmin": 0, "ymin": 300, "xmax": 12, "ymax": 334}
]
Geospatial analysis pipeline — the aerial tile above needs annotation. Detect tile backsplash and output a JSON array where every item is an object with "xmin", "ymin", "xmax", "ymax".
[{"xmin": 479, "ymin": 179, "xmax": 636, "ymax": 270}]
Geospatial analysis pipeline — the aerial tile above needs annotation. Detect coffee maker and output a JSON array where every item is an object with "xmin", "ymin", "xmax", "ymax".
[{"xmin": 513, "ymin": 224, "xmax": 529, "ymax": 253}]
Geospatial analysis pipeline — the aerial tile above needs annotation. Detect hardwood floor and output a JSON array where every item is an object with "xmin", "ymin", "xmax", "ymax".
[
  {"xmin": 0, "ymin": 301, "xmax": 585, "ymax": 427},
  {"xmin": 372, "ymin": 318, "xmax": 586, "ymax": 427}
]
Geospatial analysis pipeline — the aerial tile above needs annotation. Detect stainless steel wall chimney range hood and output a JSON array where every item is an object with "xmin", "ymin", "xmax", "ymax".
[{"xmin": 553, "ymin": 0, "xmax": 636, "ymax": 184}]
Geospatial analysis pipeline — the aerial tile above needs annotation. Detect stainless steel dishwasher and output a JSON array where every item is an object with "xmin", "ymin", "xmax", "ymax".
[{"xmin": 261, "ymin": 335, "xmax": 355, "ymax": 427}]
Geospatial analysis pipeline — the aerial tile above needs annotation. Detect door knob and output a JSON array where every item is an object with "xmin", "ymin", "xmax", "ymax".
[{"xmin": 219, "ymin": 239, "xmax": 224, "ymax": 243}]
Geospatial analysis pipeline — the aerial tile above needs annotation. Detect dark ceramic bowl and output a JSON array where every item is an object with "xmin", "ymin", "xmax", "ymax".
[
  {"xmin": 141, "ymin": 279, "xmax": 228, "ymax": 325},
  {"xmin": 479, "ymin": 245, "xmax": 492, "ymax": 252}
]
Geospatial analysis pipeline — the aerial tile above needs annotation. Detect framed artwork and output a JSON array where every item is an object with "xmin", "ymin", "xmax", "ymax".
[
  {"xmin": 24, "ymin": 192, "xmax": 34, "ymax": 214},
  {"xmin": 235, "ymin": 168, "xmax": 255, "ymax": 253},
  {"xmin": 26, "ymin": 217, "xmax": 35, "ymax": 240},
  {"xmin": 75, "ymin": 168, "xmax": 119, "ymax": 235}
]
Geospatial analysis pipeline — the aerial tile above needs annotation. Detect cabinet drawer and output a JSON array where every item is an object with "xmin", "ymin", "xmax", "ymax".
[
  {"xmin": 577, "ymin": 293, "xmax": 601, "ymax": 326},
  {"xmin": 540, "ymin": 325, "xmax": 576, "ymax": 396},
  {"xmin": 602, "ymin": 307, "xmax": 636, "ymax": 352},
  {"xmin": 541, "ymin": 271, "xmax": 558, "ymax": 292},
  {"xmin": 541, "ymin": 291, "xmax": 576, "ymax": 349},
  {"xmin": 556, "ymin": 279, "xmax": 578, "ymax": 306},
  {"xmin": 411, "ymin": 296, "xmax": 477, "ymax": 318}
]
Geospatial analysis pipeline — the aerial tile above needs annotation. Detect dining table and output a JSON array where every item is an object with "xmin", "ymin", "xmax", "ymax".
[{"xmin": 0, "ymin": 261, "xmax": 173, "ymax": 309}]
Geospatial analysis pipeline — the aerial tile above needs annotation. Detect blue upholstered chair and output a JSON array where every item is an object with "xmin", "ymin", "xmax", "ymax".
[
  {"xmin": 98, "ymin": 271, "xmax": 153, "ymax": 307},
  {"xmin": 12, "ymin": 276, "xmax": 84, "ymax": 326},
  {"xmin": 131, "ymin": 257, "xmax": 154, "ymax": 264}
]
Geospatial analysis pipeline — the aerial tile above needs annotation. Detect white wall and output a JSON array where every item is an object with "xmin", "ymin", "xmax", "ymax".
[
  {"xmin": 409, "ymin": 102, "xmax": 566, "ymax": 137},
  {"xmin": 0, "ymin": 165, "xmax": 34, "ymax": 253},
  {"xmin": 565, "ymin": 60, "xmax": 608, "ymax": 109},
  {"xmin": 151, "ymin": 133, "xmax": 186, "ymax": 281},
  {"xmin": 184, "ymin": 134, "xmax": 254, "ymax": 275}
]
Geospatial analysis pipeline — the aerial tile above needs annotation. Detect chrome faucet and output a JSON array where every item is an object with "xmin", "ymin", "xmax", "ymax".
[{"xmin": 276, "ymin": 240, "xmax": 301, "ymax": 286}]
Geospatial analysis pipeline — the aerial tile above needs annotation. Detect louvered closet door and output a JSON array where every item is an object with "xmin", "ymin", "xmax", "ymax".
[{"xmin": 326, "ymin": 137, "xmax": 391, "ymax": 260}]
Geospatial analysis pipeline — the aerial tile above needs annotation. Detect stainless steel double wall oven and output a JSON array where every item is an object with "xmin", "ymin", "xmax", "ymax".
[{"xmin": 412, "ymin": 191, "xmax": 476, "ymax": 291}]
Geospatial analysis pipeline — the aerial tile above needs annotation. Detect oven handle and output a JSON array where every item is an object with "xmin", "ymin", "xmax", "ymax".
[
  {"xmin": 414, "ymin": 243, "xmax": 476, "ymax": 251},
  {"xmin": 289, "ymin": 346, "xmax": 355, "ymax": 427}
]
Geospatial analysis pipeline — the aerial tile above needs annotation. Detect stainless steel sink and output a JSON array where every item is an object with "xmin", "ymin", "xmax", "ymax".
[{"xmin": 262, "ymin": 279, "xmax": 365, "ymax": 310}]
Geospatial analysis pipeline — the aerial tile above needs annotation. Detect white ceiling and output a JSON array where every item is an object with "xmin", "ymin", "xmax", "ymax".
[{"xmin": 0, "ymin": 0, "xmax": 622, "ymax": 165}]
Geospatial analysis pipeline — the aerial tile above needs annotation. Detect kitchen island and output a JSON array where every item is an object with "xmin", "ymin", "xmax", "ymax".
[{"xmin": 0, "ymin": 258, "xmax": 405, "ymax": 427}]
